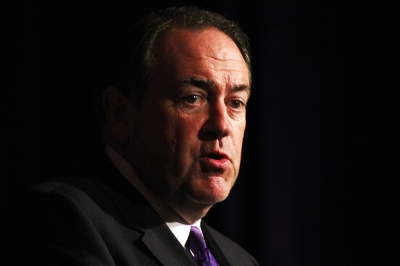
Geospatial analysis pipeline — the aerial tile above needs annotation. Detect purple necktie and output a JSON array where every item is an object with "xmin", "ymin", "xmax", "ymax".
[{"xmin": 185, "ymin": 226, "xmax": 219, "ymax": 266}]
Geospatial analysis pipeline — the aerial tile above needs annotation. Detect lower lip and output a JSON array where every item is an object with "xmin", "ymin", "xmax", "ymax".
[{"xmin": 200, "ymin": 157, "xmax": 230, "ymax": 169}]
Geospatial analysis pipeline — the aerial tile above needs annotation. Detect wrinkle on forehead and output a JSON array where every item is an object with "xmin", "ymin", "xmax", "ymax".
[
  {"xmin": 179, "ymin": 54, "xmax": 247, "ymax": 74},
  {"xmin": 153, "ymin": 27, "xmax": 250, "ymax": 87},
  {"xmin": 200, "ymin": 56, "xmax": 247, "ymax": 70},
  {"xmin": 157, "ymin": 28, "xmax": 246, "ymax": 62}
]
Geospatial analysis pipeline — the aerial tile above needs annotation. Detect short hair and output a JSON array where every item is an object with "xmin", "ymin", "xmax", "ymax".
[{"xmin": 97, "ymin": 6, "xmax": 251, "ymax": 121}]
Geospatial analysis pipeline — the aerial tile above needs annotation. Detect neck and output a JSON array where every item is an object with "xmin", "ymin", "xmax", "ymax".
[
  {"xmin": 167, "ymin": 193, "xmax": 213, "ymax": 224},
  {"xmin": 106, "ymin": 144, "xmax": 211, "ymax": 224}
]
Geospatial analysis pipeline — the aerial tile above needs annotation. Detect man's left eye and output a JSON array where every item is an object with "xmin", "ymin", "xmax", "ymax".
[{"xmin": 230, "ymin": 100, "xmax": 245, "ymax": 109}]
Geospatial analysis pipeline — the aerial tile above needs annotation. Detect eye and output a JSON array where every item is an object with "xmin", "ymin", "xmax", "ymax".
[
  {"xmin": 183, "ymin": 94, "xmax": 201, "ymax": 104},
  {"xmin": 230, "ymin": 99, "xmax": 245, "ymax": 110}
]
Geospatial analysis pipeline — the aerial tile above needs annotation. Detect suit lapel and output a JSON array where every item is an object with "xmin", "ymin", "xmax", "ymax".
[
  {"xmin": 141, "ymin": 214, "xmax": 197, "ymax": 266},
  {"xmin": 95, "ymin": 168, "xmax": 196, "ymax": 266},
  {"xmin": 108, "ymin": 188, "xmax": 196, "ymax": 265},
  {"xmin": 203, "ymin": 221, "xmax": 257, "ymax": 266},
  {"xmin": 202, "ymin": 222, "xmax": 231, "ymax": 266},
  {"xmin": 91, "ymin": 154, "xmax": 198, "ymax": 265}
]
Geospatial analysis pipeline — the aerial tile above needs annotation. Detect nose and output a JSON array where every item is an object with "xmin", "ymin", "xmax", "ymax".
[{"xmin": 201, "ymin": 100, "xmax": 232, "ymax": 139}]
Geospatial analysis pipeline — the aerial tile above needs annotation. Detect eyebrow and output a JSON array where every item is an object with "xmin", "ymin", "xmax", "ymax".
[{"xmin": 180, "ymin": 76, "xmax": 251, "ymax": 95}]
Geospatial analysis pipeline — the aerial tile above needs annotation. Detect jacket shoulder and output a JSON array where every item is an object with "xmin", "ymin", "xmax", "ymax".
[
  {"xmin": 203, "ymin": 223, "xmax": 259, "ymax": 266},
  {"xmin": 2, "ymin": 178, "xmax": 134, "ymax": 265}
]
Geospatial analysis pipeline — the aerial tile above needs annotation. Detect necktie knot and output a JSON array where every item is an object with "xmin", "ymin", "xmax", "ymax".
[{"xmin": 185, "ymin": 226, "xmax": 219, "ymax": 266}]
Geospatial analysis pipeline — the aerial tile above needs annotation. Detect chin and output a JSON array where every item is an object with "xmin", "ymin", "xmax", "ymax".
[
  {"xmin": 183, "ymin": 174, "xmax": 235, "ymax": 205},
  {"xmin": 186, "ymin": 188, "xmax": 231, "ymax": 205}
]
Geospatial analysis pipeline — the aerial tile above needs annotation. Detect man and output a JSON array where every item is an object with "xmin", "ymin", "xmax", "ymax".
[{"xmin": 3, "ymin": 6, "xmax": 258, "ymax": 265}]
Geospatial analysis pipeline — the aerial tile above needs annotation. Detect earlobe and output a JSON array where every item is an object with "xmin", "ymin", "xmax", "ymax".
[{"xmin": 102, "ymin": 87, "xmax": 133, "ymax": 144}]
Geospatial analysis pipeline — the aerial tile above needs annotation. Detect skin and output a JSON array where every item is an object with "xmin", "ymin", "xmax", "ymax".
[{"xmin": 103, "ymin": 27, "xmax": 250, "ymax": 224}]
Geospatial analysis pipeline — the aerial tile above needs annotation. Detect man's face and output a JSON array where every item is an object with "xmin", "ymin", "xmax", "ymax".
[{"xmin": 127, "ymin": 27, "xmax": 250, "ymax": 210}]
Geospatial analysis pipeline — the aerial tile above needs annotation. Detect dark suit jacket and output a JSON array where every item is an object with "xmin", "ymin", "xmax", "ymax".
[{"xmin": 2, "ymin": 155, "xmax": 258, "ymax": 266}]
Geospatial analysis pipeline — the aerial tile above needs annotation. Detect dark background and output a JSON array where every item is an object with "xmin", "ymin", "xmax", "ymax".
[{"xmin": 1, "ymin": 0, "xmax": 398, "ymax": 265}]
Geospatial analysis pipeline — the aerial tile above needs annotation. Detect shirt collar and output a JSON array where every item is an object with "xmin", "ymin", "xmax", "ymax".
[{"xmin": 166, "ymin": 220, "xmax": 203, "ymax": 247}]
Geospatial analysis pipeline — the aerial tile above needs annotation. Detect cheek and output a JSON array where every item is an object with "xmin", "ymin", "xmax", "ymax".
[
  {"xmin": 167, "ymin": 114, "xmax": 205, "ymax": 171},
  {"xmin": 232, "ymin": 122, "xmax": 246, "ymax": 164},
  {"xmin": 174, "ymin": 112, "xmax": 204, "ymax": 143},
  {"xmin": 164, "ymin": 113, "xmax": 199, "ymax": 159},
  {"xmin": 233, "ymin": 121, "xmax": 246, "ymax": 146}
]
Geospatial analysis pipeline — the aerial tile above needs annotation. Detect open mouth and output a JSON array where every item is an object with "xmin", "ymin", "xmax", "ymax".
[
  {"xmin": 207, "ymin": 153, "xmax": 227, "ymax": 160},
  {"xmin": 200, "ymin": 152, "xmax": 230, "ymax": 171}
]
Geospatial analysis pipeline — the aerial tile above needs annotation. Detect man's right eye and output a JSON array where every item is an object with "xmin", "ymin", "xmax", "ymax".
[{"xmin": 183, "ymin": 95, "xmax": 200, "ymax": 104}]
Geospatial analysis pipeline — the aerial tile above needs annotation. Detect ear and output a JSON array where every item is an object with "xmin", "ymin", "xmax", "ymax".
[{"xmin": 102, "ymin": 86, "xmax": 136, "ymax": 144}]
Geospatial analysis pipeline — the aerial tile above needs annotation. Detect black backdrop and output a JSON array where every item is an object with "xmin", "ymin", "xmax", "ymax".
[{"xmin": 2, "ymin": 0, "xmax": 398, "ymax": 265}]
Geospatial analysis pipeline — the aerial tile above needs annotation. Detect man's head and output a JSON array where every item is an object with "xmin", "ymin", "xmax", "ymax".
[
  {"xmin": 103, "ymin": 6, "xmax": 251, "ymax": 107},
  {"xmin": 102, "ymin": 6, "xmax": 251, "ymax": 222}
]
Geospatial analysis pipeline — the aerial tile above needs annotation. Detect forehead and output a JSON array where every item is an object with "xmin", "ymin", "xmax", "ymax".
[{"xmin": 152, "ymin": 27, "xmax": 249, "ymax": 86}]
